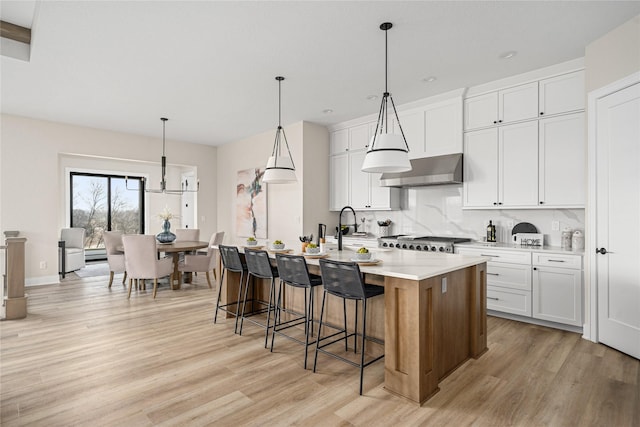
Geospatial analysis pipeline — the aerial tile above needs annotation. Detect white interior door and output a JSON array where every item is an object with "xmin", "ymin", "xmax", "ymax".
[{"xmin": 595, "ymin": 81, "xmax": 640, "ymax": 359}]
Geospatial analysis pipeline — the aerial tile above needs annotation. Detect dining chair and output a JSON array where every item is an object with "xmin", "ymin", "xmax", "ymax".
[
  {"xmin": 178, "ymin": 231, "xmax": 219, "ymax": 288},
  {"xmin": 122, "ymin": 235, "xmax": 173, "ymax": 299},
  {"xmin": 314, "ymin": 259, "xmax": 385, "ymax": 395},
  {"xmin": 175, "ymin": 228, "xmax": 200, "ymax": 241},
  {"xmin": 103, "ymin": 230, "xmax": 127, "ymax": 288}
]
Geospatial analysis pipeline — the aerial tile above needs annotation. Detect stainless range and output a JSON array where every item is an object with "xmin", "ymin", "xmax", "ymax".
[{"xmin": 378, "ymin": 234, "xmax": 471, "ymax": 253}]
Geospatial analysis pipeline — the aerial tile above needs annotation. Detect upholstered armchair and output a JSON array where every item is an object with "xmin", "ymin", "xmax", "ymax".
[
  {"xmin": 103, "ymin": 231, "xmax": 127, "ymax": 288},
  {"xmin": 174, "ymin": 229, "xmax": 200, "ymax": 241},
  {"xmin": 122, "ymin": 235, "xmax": 173, "ymax": 299},
  {"xmin": 59, "ymin": 228, "xmax": 86, "ymax": 277}
]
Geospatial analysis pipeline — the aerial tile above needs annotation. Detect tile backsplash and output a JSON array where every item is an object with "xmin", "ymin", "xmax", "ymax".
[{"xmin": 357, "ymin": 186, "xmax": 584, "ymax": 247}]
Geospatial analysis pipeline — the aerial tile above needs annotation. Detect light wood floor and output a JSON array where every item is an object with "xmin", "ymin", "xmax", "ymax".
[{"xmin": 1, "ymin": 272, "xmax": 638, "ymax": 426}]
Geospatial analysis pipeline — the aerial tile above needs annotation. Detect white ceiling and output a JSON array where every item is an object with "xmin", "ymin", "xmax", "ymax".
[{"xmin": 1, "ymin": 1, "xmax": 639, "ymax": 147}]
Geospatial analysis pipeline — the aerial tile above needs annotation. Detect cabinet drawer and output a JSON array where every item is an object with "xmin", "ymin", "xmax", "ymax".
[
  {"xmin": 457, "ymin": 247, "xmax": 531, "ymax": 265},
  {"xmin": 487, "ymin": 286, "xmax": 532, "ymax": 317},
  {"xmin": 532, "ymin": 253, "xmax": 582, "ymax": 269},
  {"xmin": 487, "ymin": 262, "xmax": 531, "ymax": 291}
]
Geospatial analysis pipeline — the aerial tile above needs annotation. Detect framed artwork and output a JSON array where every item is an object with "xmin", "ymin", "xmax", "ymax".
[{"xmin": 236, "ymin": 167, "xmax": 267, "ymax": 238}]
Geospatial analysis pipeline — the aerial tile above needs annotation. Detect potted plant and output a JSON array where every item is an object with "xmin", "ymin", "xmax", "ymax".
[
  {"xmin": 355, "ymin": 247, "xmax": 372, "ymax": 261},
  {"xmin": 272, "ymin": 240, "xmax": 285, "ymax": 250},
  {"xmin": 246, "ymin": 236, "xmax": 258, "ymax": 246},
  {"xmin": 305, "ymin": 242, "xmax": 320, "ymax": 254}
]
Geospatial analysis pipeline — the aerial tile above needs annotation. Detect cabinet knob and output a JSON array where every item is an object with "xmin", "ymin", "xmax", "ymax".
[
  {"xmin": 533, "ymin": 267, "xmax": 538, "ymax": 271},
  {"xmin": 539, "ymin": 201, "xmax": 544, "ymax": 204},
  {"xmin": 498, "ymin": 202, "xmax": 503, "ymax": 205},
  {"xmin": 498, "ymin": 120, "xmax": 503, "ymax": 123},
  {"xmin": 493, "ymin": 120, "xmax": 497, "ymax": 124},
  {"xmin": 540, "ymin": 112, "xmax": 544, "ymax": 115}
]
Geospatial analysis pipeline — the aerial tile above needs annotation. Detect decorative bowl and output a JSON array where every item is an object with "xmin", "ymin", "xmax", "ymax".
[
  {"xmin": 305, "ymin": 246, "xmax": 320, "ymax": 254},
  {"xmin": 272, "ymin": 243, "xmax": 285, "ymax": 250},
  {"xmin": 246, "ymin": 239, "xmax": 258, "ymax": 246},
  {"xmin": 355, "ymin": 251, "xmax": 372, "ymax": 261}
]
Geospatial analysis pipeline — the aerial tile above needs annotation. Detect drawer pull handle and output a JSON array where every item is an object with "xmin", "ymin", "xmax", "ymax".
[
  {"xmin": 548, "ymin": 259, "xmax": 565, "ymax": 263},
  {"xmin": 487, "ymin": 272, "xmax": 499, "ymax": 276},
  {"xmin": 487, "ymin": 296, "xmax": 500, "ymax": 301},
  {"xmin": 481, "ymin": 254, "xmax": 499, "ymax": 257}
]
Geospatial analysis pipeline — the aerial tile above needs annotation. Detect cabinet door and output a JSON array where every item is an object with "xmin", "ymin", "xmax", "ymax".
[
  {"xmin": 397, "ymin": 110, "xmax": 425, "ymax": 159},
  {"xmin": 500, "ymin": 121, "xmax": 538, "ymax": 207},
  {"xmin": 349, "ymin": 124, "xmax": 371, "ymax": 151},
  {"xmin": 464, "ymin": 92, "xmax": 498, "ymax": 130},
  {"xmin": 539, "ymin": 70, "xmax": 585, "ymax": 116},
  {"xmin": 330, "ymin": 129, "xmax": 349, "ymax": 155},
  {"xmin": 329, "ymin": 154, "xmax": 349, "ymax": 211},
  {"xmin": 499, "ymin": 81, "xmax": 539, "ymax": 124},
  {"xmin": 533, "ymin": 266, "xmax": 582, "ymax": 326},
  {"xmin": 463, "ymin": 128, "xmax": 498, "ymax": 207},
  {"xmin": 349, "ymin": 150, "xmax": 370, "ymax": 209},
  {"xmin": 539, "ymin": 113, "xmax": 585, "ymax": 207},
  {"xmin": 425, "ymin": 98, "xmax": 463, "ymax": 157}
]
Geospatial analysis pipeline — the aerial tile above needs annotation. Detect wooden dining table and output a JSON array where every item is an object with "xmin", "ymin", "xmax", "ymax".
[{"xmin": 118, "ymin": 240, "xmax": 209, "ymax": 290}]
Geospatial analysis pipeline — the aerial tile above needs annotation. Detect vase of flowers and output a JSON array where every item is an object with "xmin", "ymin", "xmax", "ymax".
[{"xmin": 156, "ymin": 206, "xmax": 177, "ymax": 243}]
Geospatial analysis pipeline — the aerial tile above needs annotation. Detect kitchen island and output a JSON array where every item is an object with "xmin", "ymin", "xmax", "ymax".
[{"xmin": 222, "ymin": 247, "xmax": 488, "ymax": 404}]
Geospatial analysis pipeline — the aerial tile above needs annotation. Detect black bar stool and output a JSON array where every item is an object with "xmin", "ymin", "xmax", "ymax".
[
  {"xmin": 314, "ymin": 259, "xmax": 385, "ymax": 395},
  {"xmin": 240, "ymin": 249, "xmax": 279, "ymax": 348},
  {"xmin": 271, "ymin": 253, "xmax": 323, "ymax": 369},
  {"xmin": 215, "ymin": 245, "xmax": 247, "ymax": 334}
]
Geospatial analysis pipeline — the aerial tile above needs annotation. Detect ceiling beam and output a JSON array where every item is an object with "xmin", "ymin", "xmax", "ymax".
[{"xmin": 1, "ymin": 20, "xmax": 31, "ymax": 45}]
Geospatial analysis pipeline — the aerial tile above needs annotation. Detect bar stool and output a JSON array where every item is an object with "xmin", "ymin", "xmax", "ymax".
[
  {"xmin": 240, "ymin": 249, "xmax": 279, "ymax": 348},
  {"xmin": 271, "ymin": 253, "xmax": 323, "ymax": 369},
  {"xmin": 215, "ymin": 245, "xmax": 247, "ymax": 334},
  {"xmin": 314, "ymin": 259, "xmax": 385, "ymax": 395}
]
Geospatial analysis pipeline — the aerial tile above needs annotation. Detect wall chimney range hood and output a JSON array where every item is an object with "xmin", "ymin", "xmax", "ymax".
[{"xmin": 379, "ymin": 153, "xmax": 463, "ymax": 187}]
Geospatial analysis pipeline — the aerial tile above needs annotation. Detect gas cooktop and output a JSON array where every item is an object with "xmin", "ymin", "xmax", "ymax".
[{"xmin": 378, "ymin": 234, "xmax": 470, "ymax": 252}]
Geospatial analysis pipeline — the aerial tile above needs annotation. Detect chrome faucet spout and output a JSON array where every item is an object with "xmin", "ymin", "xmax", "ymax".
[{"xmin": 338, "ymin": 206, "xmax": 357, "ymax": 251}]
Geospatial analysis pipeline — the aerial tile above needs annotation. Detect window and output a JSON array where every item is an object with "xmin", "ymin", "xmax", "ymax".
[{"xmin": 70, "ymin": 173, "xmax": 145, "ymax": 258}]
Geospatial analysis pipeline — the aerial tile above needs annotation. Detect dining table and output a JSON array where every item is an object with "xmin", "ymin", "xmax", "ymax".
[{"xmin": 118, "ymin": 240, "xmax": 210, "ymax": 290}]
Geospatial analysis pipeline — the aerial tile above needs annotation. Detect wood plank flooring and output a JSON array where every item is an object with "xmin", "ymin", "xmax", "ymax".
[{"xmin": 1, "ymin": 272, "xmax": 638, "ymax": 426}]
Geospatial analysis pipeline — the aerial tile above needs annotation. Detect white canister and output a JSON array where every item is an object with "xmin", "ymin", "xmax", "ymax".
[
  {"xmin": 572, "ymin": 230, "xmax": 585, "ymax": 251},
  {"xmin": 561, "ymin": 228, "xmax": 573, "ymax": 249}
]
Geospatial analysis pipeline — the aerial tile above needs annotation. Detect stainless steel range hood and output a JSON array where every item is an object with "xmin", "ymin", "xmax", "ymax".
[{"xmin": 379, "ymin": 153, "xmax": 463, "ymax": 187}]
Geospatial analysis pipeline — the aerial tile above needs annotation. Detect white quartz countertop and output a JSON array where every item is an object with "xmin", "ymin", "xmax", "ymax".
[
  {"xmin": 239, "ymin": 245, "xmax": 487, "ymax": 282},
  {"xmin": 456, "ymin": 241, "xmax": 584, "ymax": 256}
]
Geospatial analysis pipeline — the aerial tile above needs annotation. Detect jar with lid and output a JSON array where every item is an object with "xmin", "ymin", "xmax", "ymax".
[
  {"xmin": 572, "ymin": 230, "xmax": 584, "ymax": 251},
  {"xmin": 561, "ymin": 228, "xmax": 573, "ymax": 249}
]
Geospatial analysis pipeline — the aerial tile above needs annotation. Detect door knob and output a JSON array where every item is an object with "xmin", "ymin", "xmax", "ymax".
[{"xmin": 596, "ymin": 247, "xmax": 613, "ymax": 255}]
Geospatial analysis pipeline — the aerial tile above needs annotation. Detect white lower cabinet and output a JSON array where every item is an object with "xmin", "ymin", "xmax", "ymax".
[
  {"xmin": 532, "ymin": 252, "xmax": 583, "ymax": 326},
  {"xmin": 456, "ymin": 246, "xmax": 583, "ymax": 329}
]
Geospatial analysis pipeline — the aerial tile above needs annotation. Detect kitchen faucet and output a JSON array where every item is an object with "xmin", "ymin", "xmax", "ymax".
[{"xmin": 338, "ymin": 206, "xmax": 357, "ymax": 251}]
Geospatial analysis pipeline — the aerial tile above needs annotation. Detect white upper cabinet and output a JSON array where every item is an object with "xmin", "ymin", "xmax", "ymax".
[
  {"xmin": 464, "ymin": 82, "xmax": 538, "ymax": 131},
  {"xmin": 349, "ymin": 123, "xmax": 371, "ymax": 151},
  {"xmin": 424, "ymin": 97, "xmax": 463, "ymax": 157},
  {"xmin": 463, "ymin": 128, "xmax": 498, "ymax": 207},
  {"xmin": 538, "ymin": 113, "xmax": 585, "ymax": 207},
  {"xmin": 499, "ymin": 82, "xmax": 539, "ymax": 124},
  {"xmin": 539, "ymin": 70, "xmax": 585, "ymax": 117},
  {"xmin": 499, "ymin": 121, "xmax": 539, "ymax": 207},
  {"xmin": 329, "ymin": 153, "xmax": 349, "ymax": 211},
  {"xmin": 396, "ymin": 110, "xmax": 425, "ymax": 159},
  {"xmin": 330, "ymin": 129, "xmax": 349, "ymax": 154}
]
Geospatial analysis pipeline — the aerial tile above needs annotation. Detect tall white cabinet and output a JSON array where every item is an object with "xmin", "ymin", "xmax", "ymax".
[{"xmin": 463, "ymin": 69, "xmax": 585, "ymax": 209}]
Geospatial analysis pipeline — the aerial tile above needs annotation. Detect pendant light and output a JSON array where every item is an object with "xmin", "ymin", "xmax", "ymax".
[
  {"xmin": 262, "ymin": 76, "xmax": 297, "ymax": 184},
  {"xmin": 361, "ymin": 22, "xmax": 412, "ymax": 173},
  {"xmin": 126, "ymin": 117, "xmax": 199, "ymax": 194}
]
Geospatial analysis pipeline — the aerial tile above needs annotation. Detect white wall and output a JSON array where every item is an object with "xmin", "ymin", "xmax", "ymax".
[
  {"xmin": 586, "ymin": 14, "xmax": 640, "ymax": 93},
  {"xmin": 0, "ymin": 114, "xmax": 217, "ymax": 284},
  {"xmin": 216, "ymin": 120, "xmax": 332, "ymax": 251}
]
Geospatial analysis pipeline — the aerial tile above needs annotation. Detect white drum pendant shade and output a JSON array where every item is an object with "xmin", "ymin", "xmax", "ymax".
[
  {"xmin": 263, "ymin": 155, "xmax": 296, "ymax": 183},
  {"xmin": 361, "ymin": 133, "xmax": 411, "ymax": 173}
]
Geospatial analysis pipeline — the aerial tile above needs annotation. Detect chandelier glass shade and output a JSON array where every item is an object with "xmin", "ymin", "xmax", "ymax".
[
  {"xmin": 361, "ymin": 22, "xmax": 412, "ymax": 174},
  {"xmin": 262, "ymin": 76, "xmax": 297, "ymax": 184}
]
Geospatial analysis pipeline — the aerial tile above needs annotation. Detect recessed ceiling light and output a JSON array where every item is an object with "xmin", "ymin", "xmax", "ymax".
[
  {"xmin": 500, "ymin": 51, "xmax": 517, "ymax": 59},
  {"xmin": 422, "ymin": 76, "xmax": 437, "ymax": 83},
  {"xmin": 366, "ymin": 95, "xmax": 378, "ymax": 101},
  {"xmin": 323, "ymin": 109, "xmax": 334, "ymax": 114}
]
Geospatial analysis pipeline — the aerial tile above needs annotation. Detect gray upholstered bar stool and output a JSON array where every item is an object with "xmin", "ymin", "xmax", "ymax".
[
  {"xmin": 240, "ymin": 249, "xmax": 279, "ymax": 348},
  {"xmin": 271, "ymin": 253, "xmax": 323, "ymax": 369},
  {"xmin": 314, "ymin": 258, "xmax": 385, "ymax": 395},
  {"xmin": 215, "ymin": 245, "xmax": 247, "ymax": 333}
]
